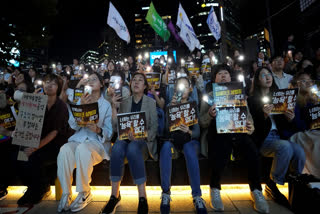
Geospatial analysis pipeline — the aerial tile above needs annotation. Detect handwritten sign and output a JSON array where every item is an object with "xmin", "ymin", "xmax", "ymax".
[
  {"xmin": 167, "ymin": 101, "xmax": 198, "ymax": 132},
  {"xmin": 12, "ymin": 93, "xmax": 48, "ymax": 148},
  {"xmin": 117, "ymin": 112, "xmax": 147, "ymax": 140}
]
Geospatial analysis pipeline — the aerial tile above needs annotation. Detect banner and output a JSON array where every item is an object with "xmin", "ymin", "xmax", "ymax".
[
  {"xmin": 307, "ymin": 104, "xmax": 320, "ymax": 130},
  {"xmin": 207, "ymin": 7, "xmax": 221, "ymax": 41},
  {"xmin": 167, "ymin": 101, "xmax": 198, "ymax": 132},
  {"xmin": 146, "ymin": 2, "xmax": 170, "ymax": 42},
  {"xmin": 12, "ymin": 93, "xmax": 48, "ymax": 148},
  {"xmin": 176, "ymin": 3, "xmax": 201, "ymax": 51},
  {"xmin": 70, "ymin": 103, "xmax": 99, "ymax": 127},
  {"xmin": 167, "ymin": 19, "xmax": 183, "ymax": 43},
  {"xmin": 146, "ymin": 72, "xmax": 161, "ymax": 90},
  {"xmin": 117, "ymin": 112, "xmax": 147, "ymax": 140},
  {"xmin": 271, "ymin": 88, "xmax": 298, "ymax": 114},
  {"xmin": 107, "ymin": 2, "xmax": 130, "ymax": 43},
  {"xmin": 213, "ymin": 82, "xmax": 247, "ymax": 133}
]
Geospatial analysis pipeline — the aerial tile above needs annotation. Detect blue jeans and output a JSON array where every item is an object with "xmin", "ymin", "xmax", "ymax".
[
  {"xmin": 110, "ymin": 140, "xmax": 148, "ymax": 185},
  {"xmin": 160, "ymin": 140, "xmax": 202, "ymax": 197},
  {"xmin": 261, "ymin": 130, "xmax": 306, "ymax": 184}
]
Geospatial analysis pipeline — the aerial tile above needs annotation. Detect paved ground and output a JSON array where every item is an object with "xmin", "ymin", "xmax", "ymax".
[{"xmin": 0, "ymin": 185, "xmax": 295, "ymax": 214}]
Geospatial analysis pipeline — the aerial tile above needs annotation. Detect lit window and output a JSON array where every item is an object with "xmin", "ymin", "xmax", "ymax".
[
  {"xmin": 136, "ymin": 40, "xmax": 142, "ymax": 44},
  {"xmin": 135, "ymin": 18, "xmax": 142, "ymax": 22}
]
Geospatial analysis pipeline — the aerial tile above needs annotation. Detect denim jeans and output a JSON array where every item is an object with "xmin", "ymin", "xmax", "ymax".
[
  {"xmin": 110, "ymin": 140, "xmax": 148, "ymax": 185},
  {"xmin": 160, "ymin": 140, "xmax": 202, "ymax": 197},
  {"xmin": 261, "ymin": 130, "xmax": 306, "ymax": 184}
]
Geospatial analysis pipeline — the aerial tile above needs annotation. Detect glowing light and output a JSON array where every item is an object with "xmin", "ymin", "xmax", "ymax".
[
  {"xmin": 84, "ymin": 74, "xmax": 89, "ymax": 79},
  {"xmin": 238, "ymin": 55, "xmax": 245, "ymax": 61},
  {"xmin": 201, "ymin": 3, "xmax": 206, "ymax": 8},
  {"xmin": 37, "ymin": 80, "xmax": 43, "ymax": 85},
  {"xmin": 144, "ymin": 52, "xmax": 149, "ymax": 58},
  {"xmin": 168, "ymin": 58, "xmax": 172, "ymax": 64},
  {"xmin": 181, "ymin": 59, "xmax": 185, "ymax": 65},
  {"xmin": 202, "ymin": 95, "xmax": 209, "ymax": 103},
  {"xmin": 52, "ymin": 64, "xmax": 56, "ymax": 68},
  {"xmin": 238, "ymin": 74, "xmax": 244, "ymax": 82},
  {"xmin": 146, "ymin": 66, "xmax": 151, "ymax": 72},
  {"xmin": 262, "ymin": 96, "xmax": 270, "ymax": 104},
  {"xmin": 178, "ymin": 83, "xmax": 185, "ymax": 91},
  {"xmin": 220, "ymin": 6, "xmax": 224, "ymax": 21}
]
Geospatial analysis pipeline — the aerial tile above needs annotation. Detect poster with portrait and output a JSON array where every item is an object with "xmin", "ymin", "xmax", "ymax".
[
  {"xmin": 271, "ymin": 88, "xmax": 298, "ymax": 114},
  {"xmin": 167, "ymin": 101, "xmax": 198, "ymax": 132},
  {"xmin": 70, "ymin": 103, "xmax": 99, "ymax": 127},
  {"xmin": 117, "ymin": 112, "xmax": 147, "ymax": 140}
]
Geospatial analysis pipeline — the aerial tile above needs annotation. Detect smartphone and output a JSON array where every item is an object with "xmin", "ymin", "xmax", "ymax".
[{"xmin": 84, "ymin": 85, "xmax": 92, "ymax": 95}]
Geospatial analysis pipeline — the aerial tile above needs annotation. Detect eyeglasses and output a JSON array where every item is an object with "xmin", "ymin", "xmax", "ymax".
[{"xmin": 297, "ymin": 80, "xmax": 315, "ymax": 84}]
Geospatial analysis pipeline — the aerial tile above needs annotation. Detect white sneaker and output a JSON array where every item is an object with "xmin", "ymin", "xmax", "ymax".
[
  {"xmin": 70, "ymin": 191, "xmax": 93, "ymax": 212},
  {"xmin": 57, "ymin": 193, "xmax": 72, "ymax": 212},
  {"xmin": 251, "ymin": 189, "xmax": 269, "ymax": 214},
  {"xmin": 210, "ymin": 188, "xmax": 224, "ymax": 211}
]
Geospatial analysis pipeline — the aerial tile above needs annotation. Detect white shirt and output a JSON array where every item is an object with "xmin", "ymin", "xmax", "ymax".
[
  {"xmin": 272, "ymin": 71, "xmax": 293, "ymax": 89},
  {"xmin": 68, "ymin": 95, "xmax": 113, "ymax": 159}
]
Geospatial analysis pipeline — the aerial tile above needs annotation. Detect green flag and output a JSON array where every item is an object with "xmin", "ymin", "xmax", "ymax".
[{"xmin": 145, "ymin": 2, "xmax": 170, "ymax": 42}]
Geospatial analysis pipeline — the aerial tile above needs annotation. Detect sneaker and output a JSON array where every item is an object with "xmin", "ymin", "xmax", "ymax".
[
  {"xmin": 17, "ymin": 188, "xmax": 33, "ymax": 205},
  {"xmin": 251, "ymin": 189, "xmax": 269, "ymax": 214},
  {"xmin": 265, "ymin": 179, "xmax": 291, "ymax": 209},
  {"xmin": 0, "ymin": 189, "xmax": 8, "ymax": 201},
  {"xmin": 209, "ymin": 188, "xmax": 224, "ymax": 211},
  {"xmin": 57, "ymin": 193, "xmax": 72, "ymax": 212},
  {"xmin": 137, "ymin": 197, "xmax": 148, "ymax": 214},
  {"xmin": 101, "ymin": 195, "xmax": 121, "ymax": 214},
  {"xmin": 70, "ymin": 191, "xmax": 93, "ymax": 212},
  {"xmin": 193, "ymin": 196, "xmax": 208, "ymax": 214},
  {"xmin": 160, "ymin": 192, "xmax": 171, "ymax": 214}
]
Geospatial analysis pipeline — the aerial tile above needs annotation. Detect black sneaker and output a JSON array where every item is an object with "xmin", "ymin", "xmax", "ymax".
[
  {"xmin": 160, "ymin": 192, "xmax": 171, "ymax": 214},
  {"xmin": 265, "ymin": 179, "xmax": 291, "ymax": 209},
  {"xmin": 138, "ymin": 197, "xmax": 148, "ymax": 214},
  {"xmin": 0, "ymin": 189, "xmax": 8, "ymax": 201},
  {"xmin": 101, "ymin": 195, "xmax": 121, "ymax": 214},
  {"xmin": 193, "ymin": 196, "xmax": 208, "ymax": 214}
]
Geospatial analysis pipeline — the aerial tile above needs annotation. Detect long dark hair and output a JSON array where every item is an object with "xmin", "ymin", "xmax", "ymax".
[{"xmin": 251, "ymin": 67, "xmax": 278, "ymax": 97}]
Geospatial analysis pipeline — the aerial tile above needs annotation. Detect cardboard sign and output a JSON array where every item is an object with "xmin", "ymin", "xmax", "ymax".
[
  {"xmin": 271, "ymin": 88, "xmax": 298, "ymax": 114},
  {"xmin": 307, "ymin": 104, "xmax": 320, "ymax": 130},
  {"xmin": 12, "ymin": 93, "xmax": 48, "ymax": 149},
  {"xmin": 167, "ymin": 101, "xmax": 198, "ymax": 132},
  {"xmin": 70, "ymin": 103, "xmax": 99, "ymax": 127},
  {"xmin": 117, "ymin": 112, "xmax": 147, "ymax": 140},
  {"xmin": 146, "ymin": 72, "xmax": 161, "ymax": 90},
  {"xmin": 73, "ymin": 88, "xmax": 84, "ymax": 103},
  {"xmin": 167, "ymin": 69, "xmax": 176, "ymax": 84},
  {"xmin": 0, "ymin": 107, "xmax": 17, "ymax": 129},
  {"xmin": 213, "ymin": 82, "xmax": 248, "ymax": 133},
  {"xmin": 216, "ymin": 106, "xmax": 248, "ymax": 133}
]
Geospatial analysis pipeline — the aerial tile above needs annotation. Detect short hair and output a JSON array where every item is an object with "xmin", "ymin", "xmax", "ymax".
[
  {"xmin": 130, "ymin": 72, "xmax": 149, "ymax": 94},
  {"xmin": 211, "ymin": 64, "xmax": 233, "ymax": 82},
  {"xmin": 43, "ymin": 74, "xmax": 63, "ymax": 96},
  {"xmin": 111, "ymin": 70, "xmax": 126, "ymax": 83}
]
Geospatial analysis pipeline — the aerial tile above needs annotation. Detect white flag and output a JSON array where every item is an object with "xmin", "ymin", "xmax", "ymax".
[
  {"xmin": 176, "ymin": 3, "xmax": 201, "ymax": 52},
  {"xmin": 107, "ymin": 2, "xmax": 130, "ymax": 44},
  {"xmin": 207, "ymin": 7, "xmax": 221, "ymax": 41}
]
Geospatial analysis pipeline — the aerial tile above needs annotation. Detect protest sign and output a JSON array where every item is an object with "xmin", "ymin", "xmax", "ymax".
[
  {"xmin": 12, "ymin": 93, "xmax": 48, "ymax": 161},
  {"xmin": 271, "ymin": 88, "xmax": 298, "ymax": 114},
  {"xmin": 70, "ymin": 103, "xmax": 99, "ymax": 127},
  {"xmin": 73, "ymin": 87, "xmax": 84, "ymax": 103},
  {"xmin": 167, "ymin": 69, "xmax": 176, "ymax": 84},
  {"xmin": 117, "ymin": 112, "xmax": 147, "ymax": 140},
  {"xmin": 213, "ymin": 82, "xmax": 248, "ymax": 133},
  {"xmin": 201, "ymin": 63, "xmax": 212, "ymax": 81},
  {"xmin": 307, "ymin": 104, "xmax": 320, "ymax": 130},
  {"xmin": 0, "ymin": 107, "xmax": 17, "ymax": 129},
  {"xmin": 146, "ymin": 72, "xmax": 161, "ymax": 90},
  {"xmin": 167, "ymin": 101, "xmax": 198, "ymax": 132}
]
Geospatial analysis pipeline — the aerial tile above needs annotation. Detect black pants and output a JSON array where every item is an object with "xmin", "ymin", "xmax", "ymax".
[
  {"xmin": 0, "ymin": 140, "xmax": 60, "ymax": 192},
  {"xmin": 208, "ymin": 133, "xmax": 262, "ymax": 191}
]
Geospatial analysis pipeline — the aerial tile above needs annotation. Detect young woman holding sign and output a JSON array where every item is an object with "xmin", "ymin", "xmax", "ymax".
[
  {"xmin": 159, "ymin": 77, "xmax": 208, "ymax": 214},
  {"xmin": 200, "ymin": 64, "xmax": 268, "ymax": 213},
  {"xmin": 57, "ymin": 72, "xmax": 112, "ymax": 213},
  {"xmin": 101, "ymin": 72, "xmax": 157, "ymax": 214},
  {"xmin": 248, "ymin": 67, "xmax": 305, "ymax": 209}
]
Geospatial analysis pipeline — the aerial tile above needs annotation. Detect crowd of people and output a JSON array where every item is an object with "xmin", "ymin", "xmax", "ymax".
[{"xmin": 0, "ymin": 45, "xmax": 320, "ymax": 214}]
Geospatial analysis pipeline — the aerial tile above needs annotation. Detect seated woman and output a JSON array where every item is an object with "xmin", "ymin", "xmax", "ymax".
[
  {"xmin": 289, "ymin": 71, "xmax": 320, "ymax": 178},
  {"xmin": 200, "ymin": 64, "xmax": 269, "ymax": 213},
  {"xmin": 101, "ymin": 72, "xmax": 158, "ymax": 214},
  {"xmin": 159, "ymin": 77, "xmax": 207, "ymax": 214},
  {"xmin": 248, "ymin": 67, "xmax": 306, "ymax": 208},
  {"xmin": 57, "ymin": 72, "xmax": 112, "ymax": 212},
  {"xmin": 0, "ymin": 74, "xmax": 70, "ymax": 205}
]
